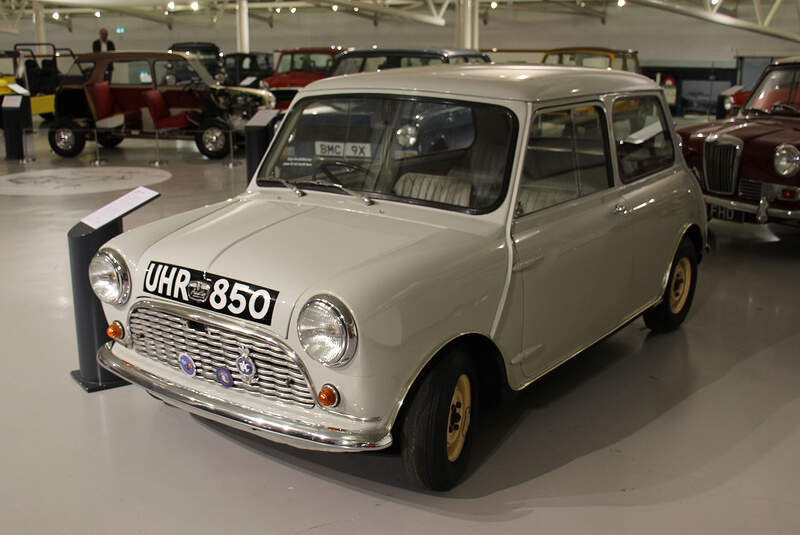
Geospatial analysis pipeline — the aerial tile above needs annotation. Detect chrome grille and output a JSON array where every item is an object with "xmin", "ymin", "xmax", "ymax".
[
  {"xmin": 129, "ymin": 305, "xmax": 316, "ymax": 408},
  {"xmin": 739, "ymin": 179, "xmax": 764, "ymax": 201},
  {"xmin": 703, "ymin": 136, "xmax": 742, "ymax": 194}
]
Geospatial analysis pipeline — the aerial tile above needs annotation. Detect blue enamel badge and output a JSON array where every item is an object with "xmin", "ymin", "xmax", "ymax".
[
  {"xmin": 178, "ymin": 354, "xmax": 196, "ymax": 376},
  {"xmin": 215, "ymin": 366, "xmax": 234, "ymax": 388},
  {"xmin": 235, "ymin": 347, "xmax": 257, "ymax": 385}
]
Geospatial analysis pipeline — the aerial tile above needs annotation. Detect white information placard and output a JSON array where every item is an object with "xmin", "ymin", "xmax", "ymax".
[
  {"xmin": 81, "ymin": 186, "xmax": 160, "ymax": 229},
  {"xmin": 7, "ymin": 83, "xmax": 30, "ymax": 96},
  {"xmin": 239, "ymin": 76, "xmax": 257, "ymax": 87},
  {"xmin": 2, "ymin": 95, "xmax": 22, "ymax": 108}
]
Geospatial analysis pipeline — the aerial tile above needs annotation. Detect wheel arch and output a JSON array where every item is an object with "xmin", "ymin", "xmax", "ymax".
[
  {"xmin": 684, "ymin": 223, "xmax": 704, "ymax": 263},
  {"xmin": 390, "ymin": 332, "xmax": 510, "ymax": 436}
]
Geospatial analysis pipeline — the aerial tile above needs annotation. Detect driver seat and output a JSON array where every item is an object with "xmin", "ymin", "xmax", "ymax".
[{"xmin": 143, "ymin": 89, "xmax": 192, "ymax": 130}]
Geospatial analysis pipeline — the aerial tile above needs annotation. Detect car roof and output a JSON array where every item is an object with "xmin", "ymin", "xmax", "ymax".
[
  {"xmin": 544, "ymin": 47, "xmax": 638, "ymax": 55},
  {"xmin": 774, "ymin": 56, "xmax": 800, "ymax": 65},
  {"xmin": 336, "ymin": 48, "xmax": 488, "ymax": 58},
  {"xmin": 305, "ymin": 64, "xmax": 658, "ymax": 102},
  {"xmin": 278, "ymin": 48, "xmax": 339, "ymax": 55}
]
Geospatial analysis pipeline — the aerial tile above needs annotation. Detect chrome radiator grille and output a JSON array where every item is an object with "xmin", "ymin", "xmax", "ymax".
[
  {"xmin": 739, "ymin": 179, "xmax": 763, "ymax": 202},
  {"xmin": 129, "ymin": 305, "xmax": 316, "ymax": 408},
  {"xmin": 703, "ymin": 137, "xmax": 742, "ymax": 194}
]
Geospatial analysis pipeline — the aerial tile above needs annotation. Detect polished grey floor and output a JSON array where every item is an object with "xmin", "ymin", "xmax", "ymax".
[{"xmin": 1, "ymin": 128, "xmax": 798, "ymax": 534}]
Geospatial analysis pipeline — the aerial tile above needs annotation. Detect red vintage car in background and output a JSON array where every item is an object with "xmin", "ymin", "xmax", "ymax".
[
  {"xmin": 678, "ymin": 56, "xmax": 800, "ymax": 227},
  {"xmin": 262, "ymin": 48, "xmax": 339, "ymax": 109}
]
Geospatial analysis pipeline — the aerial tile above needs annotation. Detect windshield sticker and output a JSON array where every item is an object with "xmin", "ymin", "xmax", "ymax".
[{"xmin": 315, "ymin": 141, "xmax": 372, "ymax": 159}]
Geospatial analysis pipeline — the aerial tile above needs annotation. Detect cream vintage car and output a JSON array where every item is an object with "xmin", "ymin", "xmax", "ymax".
[{"xmin": 91, "ymin": 65, "xmax": 707, "ymax": 491}]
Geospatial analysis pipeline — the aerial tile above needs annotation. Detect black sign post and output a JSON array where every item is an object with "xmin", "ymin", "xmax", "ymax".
[
  {"xmin": 69, "ymin": 187, "xmax": 160, "ymax": 392},
  {"xmin": 245, "ymin": 109, "xmax": 282, "ymax": 182}
]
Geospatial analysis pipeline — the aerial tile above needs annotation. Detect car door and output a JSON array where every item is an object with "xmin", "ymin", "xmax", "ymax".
[
  {"xmin": 107, "ymin": 58, "xmax": 154, "ymax": 127},
  {"xmin": 510, "ymin": 102, "xmax": 631, "ymax": 378},
  {"xmin": 610, "ymin": 94, "xmax": 684, "ymax": 308}
]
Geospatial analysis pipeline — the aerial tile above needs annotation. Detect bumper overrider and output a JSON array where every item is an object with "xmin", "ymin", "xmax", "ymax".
[
  {"xmin": 705, "ymin": 195, "xmax": 800, "ymax": 223},
  {"xmin": 97, "ymin": 343, "xmax": 393, "ymax": 452}
]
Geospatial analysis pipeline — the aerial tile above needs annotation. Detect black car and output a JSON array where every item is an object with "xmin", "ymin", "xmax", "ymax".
[
  {"xmin": 328, "ymin": 48, "xmax": 490, "ymax": 77},
  {"xmin": 169, "ymin": 42, "xmax": 224, "ymax": 78},
  {"xmin": 223, "ymin": 52, "xmax": 273, "ymax": 86}
]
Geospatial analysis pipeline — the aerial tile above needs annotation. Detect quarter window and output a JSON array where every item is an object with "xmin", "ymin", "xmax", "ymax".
[
  {"xmin": 612, "ymin": 96, "xmax": 674, "ymax": 183},
  {"xmin": 109, "ymin": 60, "xmax": 152, "ymax": 85},
  {"xmin": 516, "ymin": 105, "xmax": 612, "ymax": 217}
]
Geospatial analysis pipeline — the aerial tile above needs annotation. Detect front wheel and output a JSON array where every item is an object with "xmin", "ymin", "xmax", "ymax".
[
  {"xmin": 194, "ymin": 120, "xmax": 230, "ymax": 159},
  {"xmin": 643, "ymin": 237, "xmax": 698, "ymax": 332},
  {"xmin": 48, "ymin": 119, "xmax": 86, "ymax": 157},
  {"xmin": 400, "ymin": 350, "xmax": 477, "ymax": 491}
]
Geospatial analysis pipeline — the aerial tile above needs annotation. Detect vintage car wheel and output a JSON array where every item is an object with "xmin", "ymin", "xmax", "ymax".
[
  {"xmin": 97, "ymin": 133, "xmax": 124, "ymax": 148},
  {"xmin": 48, "ymin": 119, "xmax": 86, "ymax": 158},
  {"xmin": 643, "ymin": 238, "xmax": 698, "ymax": 333},
  {"xmin": 195, "ymin": 120, "xmax": 230, "ymax": 159},
  {"xmin": 401, "ymin": 350, "xmax": 477, "ymax": 491}
]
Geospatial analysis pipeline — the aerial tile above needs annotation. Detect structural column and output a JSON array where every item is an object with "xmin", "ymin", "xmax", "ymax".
[
  {"xmin": 236, "ymin": 0, "xmax": 250, "ymax": 53},
  {"xmin": 455, "ymin": 0, "xmax": 479, "ymax": 49},
  {"xmin": 33, "ymin": 2, "xmax": 46, "ymax": 48}
]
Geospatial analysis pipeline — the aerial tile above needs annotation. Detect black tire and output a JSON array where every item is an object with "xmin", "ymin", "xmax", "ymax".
[
  {"xmin": 97, "ymin": 132, "xmax": 124, "ymax": 148},
  {"xmin": 643, "ymin": 238, "xmax": 698, "ymax": 333},
  {"xmin": 401, "ymin": 350, "xmax": 477, "ymax": 491},
  {"xmin": 194, "ymin": 119, "xmax": 230, "ymax": 159},
  {"xmin": 48, "ymin": 119, "xmax": 86, "ymax": 157},
  {"xmin": 40, "ymin": 112, "xmax": 55, "ymax": 122}
]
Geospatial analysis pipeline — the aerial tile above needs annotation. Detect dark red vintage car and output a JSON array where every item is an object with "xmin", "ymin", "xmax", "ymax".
[
  {"xmin": 261, "ymin": 48, "xmax": 339, "ymax": 109},
  {"xmin": 677, "ymin": 56, "xmax": 800, "ymax": 227}
]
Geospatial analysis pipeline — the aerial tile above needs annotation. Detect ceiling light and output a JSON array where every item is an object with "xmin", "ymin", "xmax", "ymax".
[
  {"xmin": 51, "ymin": 11, "xmax": 60, "ymax": 20},
  {"xmin": 94, "ymin": 10, "xmax": 102, "ymax": 18},
  {"xmin": 290, "ymin": 7, "xmax": 297, "ymax": 13},
  {"xmin": 617, "ymin": 0, "xmax": 626, "ymax": 6},
  {"xmin": 275, "ymin": 7, "xmax": 281, "ymax": 13},
  {"xmin": 354, "ymin": 6, "xmax": 359, "ymax": 11},
  {"xmin": 710, "ymin": 0, "xmax": 720, "ymax": 4},
  {"xmin": 167, "ymin": 1, "xmax": 175, "ymax": 9},
  {"xmin": 490, "ymin": 1, "xmax": 497, "ymax": 8},
  {"xmin": 190, "ymin": 1, "xmax": 199, "ymax": 11},
  {"xmin": 332, "ymin": 4, "xmax": 338, "ymax": 11},
  {"xmin": 164, "ymin": 10, "xmax": 169, "ymax": 15}
]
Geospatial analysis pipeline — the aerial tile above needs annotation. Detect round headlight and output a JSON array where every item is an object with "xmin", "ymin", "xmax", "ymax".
[
  {"xmin": 297, "ymin": 296, "xmax": 356, "ymax": 367},
  {"xmin": 259, "ymin": 80, "xmax": 270, "ymax": 89},
  {"xmin": 723, "ymin": 96, "xmax": 733, "ymax": 111},
  {"xmin": 774, "ymin": 144, "xmax": 800, "ymax": 177},
  {"xmin": 88, "ymin": 249, "xmax": 130, "ymax": 305}
]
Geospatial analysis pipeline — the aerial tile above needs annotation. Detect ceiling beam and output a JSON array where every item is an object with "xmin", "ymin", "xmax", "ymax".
[{"xmin": 630, "ymin": 0, "xmax": 800, "ymax": 43}]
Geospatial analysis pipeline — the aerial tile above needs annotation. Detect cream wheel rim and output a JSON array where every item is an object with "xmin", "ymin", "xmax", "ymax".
[
  {"xmin": 446, "ymin": 374, "xmax": 471, "ymax": 463},
  {"xmin": 669, "ymin": 257, "xmax": 691, "ymax": 314}
]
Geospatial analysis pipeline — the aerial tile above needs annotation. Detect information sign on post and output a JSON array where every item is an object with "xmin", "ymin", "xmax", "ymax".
[{"xmin": 70, "ymin": 186, "xmax": 161, "ymax": 392}]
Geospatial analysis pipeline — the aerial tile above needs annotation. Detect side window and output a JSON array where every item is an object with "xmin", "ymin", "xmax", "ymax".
[
  {"xmin": 516, "ymin": 105, "xmax": 612, "ymax": 217},
  {"xmin": 109, "ymin": 60, "xmax": 152, "ymax": 85},
  {"xmin": 612, "ymin": 96, "xmax": 674, "ymax": 183}
]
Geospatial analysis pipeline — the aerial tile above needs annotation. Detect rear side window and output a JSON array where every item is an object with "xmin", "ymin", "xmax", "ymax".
[
  {"xmin": 612, "ymin": 96, "xmax": 674, "ymax": 183},
  {"xmin": 516, "ymin": 105, "xmax": 612, "ymax": 217},
  {"xmin": 109, "ymin": 60, "xmax": 152, "ymax": 85}
]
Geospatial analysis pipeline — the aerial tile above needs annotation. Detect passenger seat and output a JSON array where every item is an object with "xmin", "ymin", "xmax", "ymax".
[{"xmin": 394, "ymin": 173, "xmax": 472, "ymax": 207}]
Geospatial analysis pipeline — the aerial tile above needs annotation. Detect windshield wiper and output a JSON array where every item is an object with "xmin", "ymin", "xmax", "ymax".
[
  {"xmin": 295, "ymin": 178, "xmax": 374, "ymax": 206},
  {"xmin": 263, "ymin": 173, "xmax": 305, "ymax": 197}
]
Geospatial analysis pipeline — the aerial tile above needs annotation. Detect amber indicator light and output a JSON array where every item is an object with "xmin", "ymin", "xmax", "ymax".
[
  {"xmin": 106, "ymin": 322, "xmax": 124, "ymax": 339},
  {"xmin": 317, "ymin": 385, "xmax": 339, "ymax": 407},
  {"xmin": 780, "ymin": 189, "xmax": 796, "ymax": 200}
]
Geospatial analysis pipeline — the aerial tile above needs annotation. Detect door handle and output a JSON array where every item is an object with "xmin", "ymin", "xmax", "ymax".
[{"xmin": 614, "ymin": 203, "xmax": 626, "ymax": 214}]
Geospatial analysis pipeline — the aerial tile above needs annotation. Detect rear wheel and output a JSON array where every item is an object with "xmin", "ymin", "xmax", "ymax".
[
  {"xmin": 401, "ymin": 350, "xmax": 477, "ymax": 491},
  {"xmin": 194, "ymin": 120, "xmax": 230, "ymax": 159},
  {"xmin": 48, "ymin": 119, "xmax": 86, "ymax": 157},
  {"xmin": 643, "ymin": 238, "xmax": 698, "ymax": 332}
]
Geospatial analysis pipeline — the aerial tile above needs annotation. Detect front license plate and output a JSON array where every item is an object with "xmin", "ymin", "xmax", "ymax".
[
  {"xmin": 706, "ymin": 203, "xmax": 756, "ymax": 223},
  {"xmin": 143, "ymin": 261, "xmax": 279, "ymax": 325}
]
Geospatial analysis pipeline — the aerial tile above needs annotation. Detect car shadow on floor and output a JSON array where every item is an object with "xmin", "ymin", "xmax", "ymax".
[{"xmin": 194, "ymin": 223, "xmax": 800, "ymax": 513}]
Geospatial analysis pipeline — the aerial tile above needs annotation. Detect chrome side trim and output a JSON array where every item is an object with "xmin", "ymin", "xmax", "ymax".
[
  {"xmin": 704, "ymin": 195, "xmax": 800, "ymax": 220},
  {"xmin": 97, "ymin": 343, "xmax": 392, "ymax": 453}
]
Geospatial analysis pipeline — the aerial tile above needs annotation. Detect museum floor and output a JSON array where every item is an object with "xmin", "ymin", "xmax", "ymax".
[{"xmin": 1, "ymin": 127, "xmax": 798, "ymax": 534}]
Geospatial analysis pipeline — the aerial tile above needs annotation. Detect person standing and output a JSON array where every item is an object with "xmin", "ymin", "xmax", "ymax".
[{"xmin": 92, "ymin": 28, "xmax": 115, "ymax": 52}]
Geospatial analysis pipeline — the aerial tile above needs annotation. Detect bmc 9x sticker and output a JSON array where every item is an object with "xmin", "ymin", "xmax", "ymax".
[{"xmin": 144, "ymin": 262, "xmax": 279, "ymax": 325}]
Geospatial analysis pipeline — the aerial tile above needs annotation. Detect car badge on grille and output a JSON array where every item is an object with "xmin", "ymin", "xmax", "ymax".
[
  {"xmin": 187, "ymin": 280, "xmax": 211, "ymax": 303},
  {"xmin": 215, "ymin": 366, "xmax": 234, "ymax": 388},
  {"xmin": 178, "ymin": 354, "xmax": 196, "ymax": 376},
  {"xmin": 236, "ymin": 347, "xmax": 257, "ymax": 385}
]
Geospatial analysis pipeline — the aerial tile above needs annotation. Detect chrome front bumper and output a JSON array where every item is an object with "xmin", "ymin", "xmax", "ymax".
[
  {"xmin": 97, "ymin": 343, "xmax": 392, "ymax": 453},
  {"xmin": 705, "ymin": 195, "xmax": 800, "ymax": 222}
]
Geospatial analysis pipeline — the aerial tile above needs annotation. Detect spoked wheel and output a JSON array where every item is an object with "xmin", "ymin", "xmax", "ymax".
[
  {"xmin": 195, "ymin": 120, "xmax": 230, "ymax": 159},
  {"xmin": 401, "ymin": 350, "xmax": 477, "ymax": 491},
  {"xmin": 643, "ymin": 237, "xmax": 698, "ymax": 332},
  {"xmin": 48, "ymin": 119, "xmax": 86, "ymax": 157}
]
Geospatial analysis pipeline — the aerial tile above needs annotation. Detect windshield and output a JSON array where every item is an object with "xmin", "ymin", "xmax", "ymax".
[
  {"xmin": 276, "ymin": 52, "xmax": 333, "ymax": 74},
  {"xmin": 66, "ymin": 60, "xmax": 94, "ymax": 80},
  {"xmin": 543, "ymin": 52, "xmax": 613, "ymax": 69},
  {"xmin": 183, "ymin": 56, "xmax": 216, "ymax": 84},
  {"xmin": 257, "ymin": 95, "xmax": 516, "ymax": 213},
  {"xmin": 331, "ymin": 55, "xmax": 445, "ymax": 76},
  {"xmin": 745, "ymin": 67, "xmax": 800, "ymax": 115}
]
